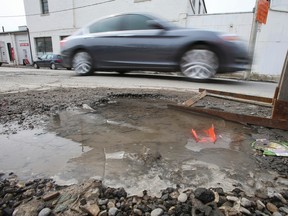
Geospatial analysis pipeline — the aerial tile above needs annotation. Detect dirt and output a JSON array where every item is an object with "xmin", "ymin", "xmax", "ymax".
[
  {"xmin": 0, "ymin": 87, "xmax": 273, "ymax": 133},
  {"xmin": 0, "ymin": 87, "xmax": 288, "ymax": 215},
  {"xmin": 0, "ymin": 88, "xmax": 186, "ymax": 134}
]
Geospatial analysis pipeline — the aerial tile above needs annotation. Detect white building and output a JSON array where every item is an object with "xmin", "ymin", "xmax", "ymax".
[
  {"xmin": 187, "ymin": 0, "xmax": 288, "ymax": 80},
  {"xmin": 23, "ymin": 0, "xmax": 207, "ymax": 58},
  {"xmin": 270, "ymin": 0, "xmax": 288, "ymax": 11},
  {"xmin": 0, "ymin": 27, "xmax": 32, "ymax": 65}
]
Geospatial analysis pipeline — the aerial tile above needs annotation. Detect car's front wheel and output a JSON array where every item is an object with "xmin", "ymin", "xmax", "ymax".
[
  {"xmin": 33, "ymin": 63, "xmax": 39, "ymax": 69},
  {"xmin": 180, "ymin": 46, "xmax": 219, "ymax": 79},
  {"xmin": 50, "ymin": 63, "xmax": 57, "ymax": 70},
  {"xmin": 72, "ymin": 51, "xmax": 93, "ymax": 75}
]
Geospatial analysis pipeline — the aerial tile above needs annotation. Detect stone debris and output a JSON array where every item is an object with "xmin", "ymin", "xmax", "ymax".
[
  {"xmin": 0, "ymin": 173, "xmax": 287, "ymax": 216},
  {"xmin": 42, "ymin": 191, "xmax": 60, "ymax": 201}
]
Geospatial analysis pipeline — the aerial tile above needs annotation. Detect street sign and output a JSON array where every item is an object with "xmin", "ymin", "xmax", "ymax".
[{"xmin": 257, "ymin": 0, "xmax": 269, "ymax": 24}]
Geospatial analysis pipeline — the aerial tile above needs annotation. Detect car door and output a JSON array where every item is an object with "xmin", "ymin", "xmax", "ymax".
[
  {"xmin": 84, "ymin": 15, "xmax": 125, "ymax": 67},
  {"xmin": 44, "ymin": 54, "xmax": 53, "ymax": 67},
  {"xmin": 37, "ymin": 55, "xmax": 47, "ymax": 67},
  {"xmin": 112, "ymin": 14, "xmax": 178, "ymax": 69}
]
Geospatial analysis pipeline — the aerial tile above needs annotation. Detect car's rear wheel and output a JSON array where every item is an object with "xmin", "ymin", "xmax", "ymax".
[
  {"xmin": 72, "ymin": 51, "xmax": 93, "ymax": 75},
  {"xmin": 33, "ymin": 63, "xmax": 39, "ymax": 69},
  {"xmin": 50, "ymin": 63, "xmax": 57, "ymax": 70},
  {"xmin": 180, "ymin": 46, "xmax": 219, "ymax": 79}
]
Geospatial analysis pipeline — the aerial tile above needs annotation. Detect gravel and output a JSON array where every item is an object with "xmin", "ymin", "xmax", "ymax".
[{"xmin": 1, "ymin": 173, "xmax": 287, "ymax": 216}]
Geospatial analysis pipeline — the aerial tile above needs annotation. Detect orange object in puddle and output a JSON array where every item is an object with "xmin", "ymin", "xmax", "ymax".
[{"xmin": 191, "ymin": 124, "xmax": 217, "ymax": 143}]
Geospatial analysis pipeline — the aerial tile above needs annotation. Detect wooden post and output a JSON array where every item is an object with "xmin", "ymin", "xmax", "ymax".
[{"xmin": 272, "ymin": 51, "xmax": 288, "ymax": 120}]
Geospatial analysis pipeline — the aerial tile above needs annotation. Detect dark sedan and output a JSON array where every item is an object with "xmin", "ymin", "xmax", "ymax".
[
  {"xmin": 33, "ymin": 54, "xmax": 65, "ymax": 70},
  {"xmin": 60, "ymin": 13, "xmax": 250, "ymax": 79}
]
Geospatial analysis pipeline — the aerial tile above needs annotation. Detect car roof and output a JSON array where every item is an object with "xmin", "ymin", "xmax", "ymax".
[{"xmin": 86, "ymin": 12, "xmax": 178, "ymax": 29}]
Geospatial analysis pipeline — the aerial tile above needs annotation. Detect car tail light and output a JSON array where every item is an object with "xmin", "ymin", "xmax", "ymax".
[
  {"xmin": 55, "ymin": 59, "xmax": 62, "ymax": 63},
  {"xmin": 220, "ymin": 34, "xmax": 239, "ymax": 41},
  {"xmin": 60, "ymin": 39, "xmax": 66, "ymax": 48}
]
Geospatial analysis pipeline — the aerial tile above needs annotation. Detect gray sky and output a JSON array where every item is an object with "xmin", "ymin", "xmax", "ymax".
[
  {"xmin": 0, "ymin": 0, "xmax": 26, "ymax": 31},
  {"xmin": 0, "ymin": 0, "xmax": 256, "ymax": 32},
  {"xmin": 205, "ymin": 0, "xmax": 255, "ymax": 13}
]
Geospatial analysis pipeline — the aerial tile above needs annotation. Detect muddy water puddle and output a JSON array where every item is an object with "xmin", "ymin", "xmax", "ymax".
[{"xmin": 0, "ymin": 98, "xmax": 281, "ymax": 196}]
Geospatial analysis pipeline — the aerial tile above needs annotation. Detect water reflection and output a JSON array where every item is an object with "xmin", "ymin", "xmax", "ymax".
[
  {"xmin": 0, "ymin": 129, "xmax": 91, "ymax": 182},
  {"xmin": 0, "ymin": 98, "xmax": 279, "ymax": 196}
]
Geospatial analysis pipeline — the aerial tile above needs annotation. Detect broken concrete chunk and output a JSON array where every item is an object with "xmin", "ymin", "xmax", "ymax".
[
  {"xmin": 42, "ymin": 191, "xmax": 60, "ymax": 201},
  {"xmin": 80, "ymin": 203, "xmax": 100, "ymax": 216},
  {"xmin": 266, "ymin": 202, "xmax": 278, "ymax": 213}
]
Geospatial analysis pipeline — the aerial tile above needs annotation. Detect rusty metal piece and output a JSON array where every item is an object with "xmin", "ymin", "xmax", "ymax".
[
  {"xmin": 199, "ymin": 88, "xmax": 273, "ymax": 104},
  {"xmin": 272, "ymin": 100, "xmax": 288, "ymax": 121},
  {"xmin": 175, "ymin": 75, "xmax": 288, "ymax": 130},
  {"xmin": 168, "ymin": 104, "xmax": 288, "ymax": 131},
  {"xmin": 277, "ymin": 51, "xmax": 288, "ymax": 101},
  {"xmin": 183, "ymin": 90, "xmax": 207, "ymax": 107},
  {"xmin": 205, "ymin": 92, "xmax": 272, "ymax": 107}
]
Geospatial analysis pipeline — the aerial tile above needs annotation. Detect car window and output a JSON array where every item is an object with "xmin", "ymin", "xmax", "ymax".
[
  {"xmin": 57, "ymin": 55, "xmax": 62, "ymax": 59},
  {"xmin": 122, "ymin": 14, "xmax": 156, "ymax": 30},
  {"xmin": 47, "ymin": 54, "xmax": 53, "ymax": 60},
  {"xmin": 40, "ymin": 55, "xmax": 47, "ymax": 60},
  {"xmin": 89, "ymin": 16, "xmax": 122, "ymax": 33}
]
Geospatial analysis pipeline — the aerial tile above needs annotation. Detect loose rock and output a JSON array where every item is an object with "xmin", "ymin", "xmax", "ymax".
[
  {"xmin": 177, "ymin": 193, "xmax": 188, "ymax": 203},
  {"xmin": 194, "ymin": 188, "xmax": 215, "ymax": 204},
  {"xmin": 266, "ymin": 202, "xmax": 278, "ymax": 213},
  {"xmin": 108, "ymin": 207, "xmax": 118, "ymax": 216},
  {"xmin": 38, "ymin": 207, "xmax": 52, "ymax": 216},
  {"xmin": 241, "ymin": 197, "xmax": 254, "ymax": 208},
  {"xmin": 42, "ymin": 191, "xmax": 60, "ymax": 201},
  {"xmin": 80, "ymin": 203, "xmax": 100, "ymax": 216},
  {"xmin": 151, "ymin": 208, "xmax": 164, "ymax": 216}
]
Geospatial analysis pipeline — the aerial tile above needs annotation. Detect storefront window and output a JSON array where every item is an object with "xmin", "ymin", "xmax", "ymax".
[{"xmin": 35, "ymin": 37, "xmax": 52, "ymax": 56}]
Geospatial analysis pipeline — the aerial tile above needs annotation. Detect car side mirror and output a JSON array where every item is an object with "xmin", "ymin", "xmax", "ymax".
[{"xmin": 147, "ymin": 20, "xmax": 166, "ymax": 30}]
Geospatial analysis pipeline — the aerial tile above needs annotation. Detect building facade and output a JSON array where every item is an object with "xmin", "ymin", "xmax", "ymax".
[
  {"xmin": 23, "ymin": 0, "xmax": 207, "ymax": 59},
  {"xmin": 0, "ymin": 27, "xmax": 32, "ymax": 65},
  {"xmin": 270, "ymin": 0, "xmax": 288, "ymax": 11}
]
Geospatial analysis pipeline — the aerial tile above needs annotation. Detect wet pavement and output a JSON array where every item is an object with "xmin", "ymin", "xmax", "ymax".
[{"xmin": 0, "ymin": 97, "xmax": 286, "ymax": 197}]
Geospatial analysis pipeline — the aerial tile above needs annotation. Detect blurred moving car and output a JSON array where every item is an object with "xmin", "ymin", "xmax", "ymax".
[
  {"xmin": 60, "ymin": 13, "xmax": 250, "ymax": 79},
  {"xmin": 33, "ymin": 54, "xmax": 65, "ymax": 70}
]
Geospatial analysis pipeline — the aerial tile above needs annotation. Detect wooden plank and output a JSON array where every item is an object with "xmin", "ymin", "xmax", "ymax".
[
  {"xmin": 277, "ymin": 51, "xmax": 288, "ymax": 101},
  {"xmin": 199, "ymin": 88, "xmax": 273, "ymax": 104},
  {"xmin": 206, "ymin": 93, "xmax": 272, "ymax": 107},
  {"xmin": 182, "ymin": 90, "xmax": 207, "ymax": 107},
  {"xmin": 168, "ymin": 104, "xmax": 288, "ymax": 131}
]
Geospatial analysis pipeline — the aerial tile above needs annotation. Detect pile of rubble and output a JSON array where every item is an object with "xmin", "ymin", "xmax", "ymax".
[{"xmin": 1, "ymin": 173, "xmax": 288, "ymax": 216}]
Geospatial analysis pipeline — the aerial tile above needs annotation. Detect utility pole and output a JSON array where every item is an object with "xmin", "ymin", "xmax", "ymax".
[
  {"xmin": 27, "ymin": 27, "xmax": 34, "ymax": 65},
  {"xmin": 244, "ymin": 0, "xmax": 259, "ymax": 80}
]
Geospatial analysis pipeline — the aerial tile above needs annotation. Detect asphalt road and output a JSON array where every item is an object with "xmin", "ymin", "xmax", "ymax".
[{"xmin": 0, "ymin": 66, "xmax": 278, "ymax": 97}]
